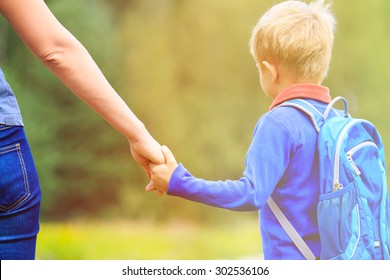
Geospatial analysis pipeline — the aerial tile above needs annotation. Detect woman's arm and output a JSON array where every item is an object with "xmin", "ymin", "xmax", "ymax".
[{"xmin": 0, "ymin": 0, "xmax": 164, "ymax": 174}]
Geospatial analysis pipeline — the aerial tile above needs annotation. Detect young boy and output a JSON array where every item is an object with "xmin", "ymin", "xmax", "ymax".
[{"xmin": 148, "ymin": 0, "xmax": 336, "ymax": 260}]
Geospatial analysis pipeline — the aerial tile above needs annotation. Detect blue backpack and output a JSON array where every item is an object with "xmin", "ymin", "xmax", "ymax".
[{"xmin": 268, "ymin": 97, "xmax": 390, "ymax": 260}]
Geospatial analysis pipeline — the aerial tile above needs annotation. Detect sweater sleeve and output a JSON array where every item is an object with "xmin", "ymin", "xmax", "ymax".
[{"xmin": 167, "ymin": 112, "xmax": 295, "ymax": 211}]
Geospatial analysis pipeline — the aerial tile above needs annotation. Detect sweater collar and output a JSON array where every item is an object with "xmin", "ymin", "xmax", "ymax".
[{"xmin": 269, "ymin": 83, "xmax": 331, "ymax": 110}]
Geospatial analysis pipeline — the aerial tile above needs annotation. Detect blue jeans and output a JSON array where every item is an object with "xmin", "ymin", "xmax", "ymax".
[{"xmin": 0, "ymin": 125, "xmax": 41, "ymax": 260}]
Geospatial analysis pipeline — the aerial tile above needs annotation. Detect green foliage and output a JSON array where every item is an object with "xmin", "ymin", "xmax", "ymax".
[{"xmin": 36, "ymin": 219, "xmax": 261, "ymax": 259}]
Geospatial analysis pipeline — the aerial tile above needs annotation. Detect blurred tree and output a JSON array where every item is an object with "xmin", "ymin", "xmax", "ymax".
[
  {"xmin": 0, "ymin": 0, "xmax": 129, "ymax": 219},
  {"xmin": 330, "ymin": 0, "xmax": 390, "ymax": 148}
]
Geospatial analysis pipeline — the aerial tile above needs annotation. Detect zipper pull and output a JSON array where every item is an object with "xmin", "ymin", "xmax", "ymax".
[
  {"xmin": 333, "ymin": 181, "xmax": 343, "ymax": 192},
  {"xmin": 346, "ymin": 153, "xmax": 361, "ymax": 176}
]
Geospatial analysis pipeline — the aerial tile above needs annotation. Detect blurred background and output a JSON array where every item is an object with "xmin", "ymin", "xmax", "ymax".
[{"xmin": 0, "ymin": 0, "xmax": 389, "ymax": 259}]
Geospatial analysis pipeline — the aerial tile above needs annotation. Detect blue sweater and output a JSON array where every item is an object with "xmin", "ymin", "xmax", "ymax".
[{"xmin": 168, "ymin": 87, "xmax": 332, "ymax": 259}]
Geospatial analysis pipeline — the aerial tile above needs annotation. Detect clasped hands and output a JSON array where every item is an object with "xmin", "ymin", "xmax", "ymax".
[
  {"xmin": 130, "ymin": 137, "xmax": 177, "ymax": 196},
  {"xmin": 147, "ymin": 145, "xmax": 177, "ymax": 196}
]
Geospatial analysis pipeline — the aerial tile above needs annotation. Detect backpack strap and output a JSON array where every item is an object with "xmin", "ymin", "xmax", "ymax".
[
  {"xmin": 267, "ymin": 98, "xmax": 324, "ymax": 260},
  {"xmin": 277, "ymin": 99, "xmax": 325, "ymax": 132},
  {"xmin": 267, "ymin": 197, "xmax": 317, "ymax": 260},
  {"xmin": 323, "ymin": 96, "xmax": 349, "ymax": 120}
]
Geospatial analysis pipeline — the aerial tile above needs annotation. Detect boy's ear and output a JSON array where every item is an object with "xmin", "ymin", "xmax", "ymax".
[{"xmin": 261, "ymin": 60, "xmax": 278, "ymax": 82}]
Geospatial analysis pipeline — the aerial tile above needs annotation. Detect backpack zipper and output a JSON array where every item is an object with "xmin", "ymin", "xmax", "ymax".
[
  {"xmin": 346, "ymin": 141, "xmax": 378, "ymax": 176},
  {"xmin": 333, "ymin": 119, "xmax": 360, "ymax": 191}
]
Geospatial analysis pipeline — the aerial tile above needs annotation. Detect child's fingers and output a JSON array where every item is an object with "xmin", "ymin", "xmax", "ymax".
[
  {"xmin": 145, "ymin": 180, "xmax": 156, "ymax": 192},
  {"xmin": 161, "ymin": 145, "xmax": 176, "ymax": 164},
  {"xmin": 156, "ymin": 190, "xmax": 164, "ymax": 197},
  {"xmin": 145, "ymin": 181, "xmax": 165, "ymax": 196}
]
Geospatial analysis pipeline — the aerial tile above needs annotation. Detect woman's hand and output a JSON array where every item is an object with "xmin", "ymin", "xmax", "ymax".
[{"xmin": 129, "ymin": 132, "xmax": 165, "ymax": 195}]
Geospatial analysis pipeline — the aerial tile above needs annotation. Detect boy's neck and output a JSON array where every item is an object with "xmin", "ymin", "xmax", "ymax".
[{"xmin": 269, "ymin": 83, "xmax": 331, "ymax": 110}]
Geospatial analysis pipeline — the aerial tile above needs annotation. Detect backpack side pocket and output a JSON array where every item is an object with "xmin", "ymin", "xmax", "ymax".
[{"xmin": 318, "ymin": 179, "xmax": 374, "ymax": 259}]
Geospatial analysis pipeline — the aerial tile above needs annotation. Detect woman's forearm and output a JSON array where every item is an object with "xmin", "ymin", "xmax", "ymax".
[{"xmin": 40, "ymin": 34, "xmax": 148, "ymax": 143}]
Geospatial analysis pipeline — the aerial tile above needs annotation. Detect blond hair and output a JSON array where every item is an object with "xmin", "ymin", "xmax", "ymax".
[{"xmin": 249, "ymin": 0, "xmax": 336, "ymax": 83}]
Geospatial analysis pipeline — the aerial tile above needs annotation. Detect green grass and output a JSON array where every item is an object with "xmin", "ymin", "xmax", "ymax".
[{"xmin": 36, "ymin": 219, "xmax": 262, "ymax": 260}]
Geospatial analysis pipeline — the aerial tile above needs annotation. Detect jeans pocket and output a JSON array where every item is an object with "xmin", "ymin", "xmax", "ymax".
[
  {"xmin": 0, "ymin": 143, "xmax": 30, "ymax": 212},
  {"xmin": 0, "ymin": 125, "xmax": 12, "ymax": 131}
]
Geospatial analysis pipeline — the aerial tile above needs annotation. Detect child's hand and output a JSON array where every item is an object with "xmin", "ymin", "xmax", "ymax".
[{"xmin": 147, "ymin": 145, "xmax": 178, "ymax": 195}]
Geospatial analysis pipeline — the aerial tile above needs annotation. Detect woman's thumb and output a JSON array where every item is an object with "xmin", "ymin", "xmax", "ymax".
[{"xmin": 162, "ymin": 145, "xmax": 175, "ymax": 163}]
